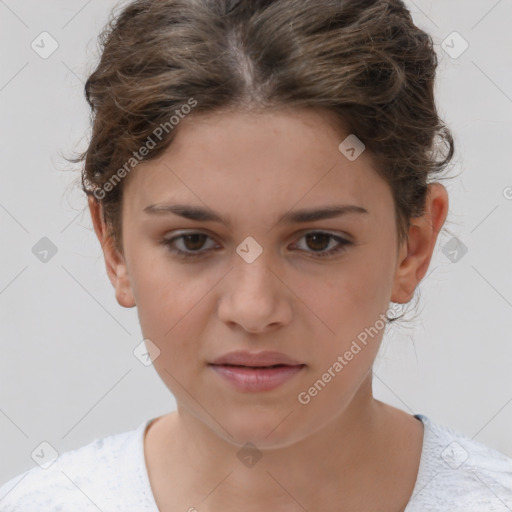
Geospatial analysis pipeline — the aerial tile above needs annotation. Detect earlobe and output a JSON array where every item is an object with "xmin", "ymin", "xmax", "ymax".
[
  {"xmin": 390, "ymin": 242, "xmax": 415, "ymax": 304},
  {"xmin": 88, "ymin": 197, "xmax": 136, "ymax": 308},
  {"xmin": 111, "ymin": 258, "xmax": 137, "ymax": 308},
  {"xmin": 390, "ymin": 183, "xmax": 449, "ymax": 304}
]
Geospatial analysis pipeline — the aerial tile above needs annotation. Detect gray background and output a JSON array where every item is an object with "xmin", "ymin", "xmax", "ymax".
[{"xmin": 1, "ymin": 0, "xmax": 511, "ymax": 485}]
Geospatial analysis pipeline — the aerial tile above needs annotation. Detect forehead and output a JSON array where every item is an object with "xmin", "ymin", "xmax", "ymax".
[{"xmin": 122, "ymin": 108, "xmax": 390, "ymax": 219}]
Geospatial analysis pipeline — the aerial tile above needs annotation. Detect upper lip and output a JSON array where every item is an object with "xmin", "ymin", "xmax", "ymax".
[{"xmin": 210, "ymin": 350, "xmax": 303, "ymax": 367}]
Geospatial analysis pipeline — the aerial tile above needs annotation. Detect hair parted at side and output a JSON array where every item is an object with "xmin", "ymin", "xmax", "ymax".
[{"xmin": 68, "ymin": 0, "xmax": 456, "ymax": 323}]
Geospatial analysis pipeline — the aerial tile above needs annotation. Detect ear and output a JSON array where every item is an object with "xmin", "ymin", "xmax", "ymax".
[
  {"xmin": 88, "ymin": 196, "xmax": 136, "ymax": 308},
  {"xmin": 391, "ymin": 183, "xmax": 449, "ymax": 304}
]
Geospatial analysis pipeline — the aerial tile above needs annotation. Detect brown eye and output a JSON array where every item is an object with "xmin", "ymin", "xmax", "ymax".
[
  {"xmin": 305, "ymin": 232, "xmax": 331, "ymax": 251},
  {"xmin": 181, "ymin": 233, "xmax": 208, "ymax": 251},
  {"xmin": 162, "ymin": 232, "xmax": 217, "ymax": 259},
  {"xmin": 291, "ymin": 231, "xmax": 352, "ymax": 258}
]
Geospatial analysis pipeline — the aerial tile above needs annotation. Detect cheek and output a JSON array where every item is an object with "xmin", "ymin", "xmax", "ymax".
[
  {"xmin": 129, "ymin": 253, "xmax": 221, "ymax": 352},
  {"xmin": 309, "ymin": 260, "xmax": 386, "ymax": 329},
  {"xmin": 301, "ymin": 277, "xmax": 386, "ymax": 407},
  {"xmin": 305, "ymin": 254, "xmax": 393, "ymax": 363},
  {"xmin": 343, "ymin": 237, "xmax": 396, "ymax": 307}
]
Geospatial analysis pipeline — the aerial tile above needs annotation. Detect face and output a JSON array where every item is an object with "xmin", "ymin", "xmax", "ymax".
[{"xmin": 95, "ymin": 107, "xmax": 420, "ymax": 448}]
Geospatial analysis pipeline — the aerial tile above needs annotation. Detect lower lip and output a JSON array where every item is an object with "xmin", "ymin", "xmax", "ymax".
[{"xmin": 209, "ymin": 364, "xmax": 305, "ymax": 392}]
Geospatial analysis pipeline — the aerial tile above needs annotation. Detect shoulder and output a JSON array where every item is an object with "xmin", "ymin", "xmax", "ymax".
[
  {"xmin": 0, "ymin": 420, "xmax": 152, "ymax": 512},
  {"xmin": 406, "ymin": 414, "xmax": 512, "ymax": 511}
]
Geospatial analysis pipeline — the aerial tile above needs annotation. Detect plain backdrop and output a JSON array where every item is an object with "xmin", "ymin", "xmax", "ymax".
[{"xmin": 1, "ymin": 0, "xmax": 511, "ymax": 485}]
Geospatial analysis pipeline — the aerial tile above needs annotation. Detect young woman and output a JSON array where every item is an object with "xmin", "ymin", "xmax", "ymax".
[{"xmin": 1, "ymin": 0, "xmax": 511, "ymax": 510}]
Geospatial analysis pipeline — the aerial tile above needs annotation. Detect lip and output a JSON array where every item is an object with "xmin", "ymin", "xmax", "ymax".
[
  {"xmin": 208, "ymin": 350, "xmax": 305, "ymax": 392},
  {"xmin": 209, "ymin": 364, "xmax": 305, "ymax": 392},
  {"xmin": 209, "ymin": 350, "xmax": 303, "ymax": 367}
]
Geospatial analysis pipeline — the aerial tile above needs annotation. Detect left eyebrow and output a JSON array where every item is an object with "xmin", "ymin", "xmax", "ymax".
[{"xmin": 143, "ymin": 203, "xmax": 369, "ymax": 227}]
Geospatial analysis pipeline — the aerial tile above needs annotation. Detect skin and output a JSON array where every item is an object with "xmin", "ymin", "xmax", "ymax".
[{"xmin": 89, "ymin": 107, "xmax": 449, "ymax": 512}]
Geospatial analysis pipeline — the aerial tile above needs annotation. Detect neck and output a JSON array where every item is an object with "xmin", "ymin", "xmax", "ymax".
[{"xmin": 146, "ymin": 376, "xmax": 419, "ymax": 511}]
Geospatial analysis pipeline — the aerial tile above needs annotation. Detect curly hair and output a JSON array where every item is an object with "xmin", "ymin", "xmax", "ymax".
[{"xmin": 68, "ymin": 0, "xmax": 457, "ymax": 323}]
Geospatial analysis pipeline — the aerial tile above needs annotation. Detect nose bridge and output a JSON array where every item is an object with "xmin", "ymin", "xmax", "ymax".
[
  {"xmin": 233, "ymin": 236, "xmax": 275, "ymax": 292},
  {"xmin": 226, "ymin": 234, "xmax": 291, "ymax": 315}
]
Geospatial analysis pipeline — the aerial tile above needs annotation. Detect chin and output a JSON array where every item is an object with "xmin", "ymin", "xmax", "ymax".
[{"xmin": 211, "ymin": 408, "xmax": 313, "ymax": 450}]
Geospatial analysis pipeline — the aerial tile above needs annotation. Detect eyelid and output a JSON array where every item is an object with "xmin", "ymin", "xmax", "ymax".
[
  {"xmin": 293, "ymin": 227, "xmax": 354, "ymax": 242},
  {"xmin": 163, "ymin": 230, "xmax": 220, "ymax": 251}
]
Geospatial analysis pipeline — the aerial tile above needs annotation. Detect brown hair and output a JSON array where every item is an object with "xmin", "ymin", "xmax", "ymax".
[{"xmin": 69, "ymin": 0, "xmax": 457, "ymax": 322}]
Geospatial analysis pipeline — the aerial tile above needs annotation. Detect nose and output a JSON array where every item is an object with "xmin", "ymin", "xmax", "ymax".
[{"xmin": 217, "ymin": 248, "xmax": 293, "ymax": 333}]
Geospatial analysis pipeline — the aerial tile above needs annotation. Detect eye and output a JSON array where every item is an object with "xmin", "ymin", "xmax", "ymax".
[
  {"xmin": 290, "ymin": 231, "xmax": 352, "ymax": 258},
  {"xmin": 161, "ymin": 232, "xmax": 218, "ymax": 259},
  {"xmin": 161, "ymin": 231, "xmax": 352, "ymax": 260}
]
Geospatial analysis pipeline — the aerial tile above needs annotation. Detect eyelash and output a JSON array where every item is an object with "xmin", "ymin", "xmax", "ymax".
[{"xmin": 161, "ymin": 231, "xmax": 352, "ymax": 260}]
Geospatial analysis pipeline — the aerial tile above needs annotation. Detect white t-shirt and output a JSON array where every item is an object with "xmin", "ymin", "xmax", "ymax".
[{"xmin": 1, "ymin": 414, "xmax": 511, "ymax": 511}]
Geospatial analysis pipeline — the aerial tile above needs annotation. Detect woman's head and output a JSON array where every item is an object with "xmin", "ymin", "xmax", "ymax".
[{"xmin": 76, "ymin": 0, "xmax": 452, "ymax": 447}]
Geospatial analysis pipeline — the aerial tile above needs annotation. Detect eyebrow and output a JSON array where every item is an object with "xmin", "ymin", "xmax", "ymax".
[{"xmin": 143, "ymin": 202, "xmax": 369, "ymax": 226}]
